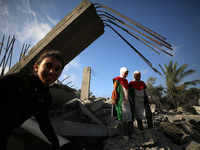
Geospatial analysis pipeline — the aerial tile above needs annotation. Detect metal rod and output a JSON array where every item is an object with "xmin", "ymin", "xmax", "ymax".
[
  {"xmin": 3, "ymin": 38, "xmax": 15, "ymax": 71},
  {"xmin": 95, "ymin": 3, "xmax": 173, "ymax": 50},
  {"xmin": 70, "ymin": 84, "xmax": 75, "ymax": 88},
  {"xmin": 98, "ymin": 11, "xmax": 173, "ymax": 53},
  {"xmin": 95, "ymin": 3, "xmax": 169, "ymax": 44},
  {"xmin": 0, "ymin": 36, "xmax": 16, "ymax": 76},
  {"xmin": 66, "ymin": 81, "xmax": 72, "ymax": 85},
  {"xmin": 105, "ymin": 23, "xmax": 156, "ymax": 71},
  {"xmin": 9, "ymin": 38, "xmax": 15, "ymax": 69},
  {"xmin": 20, "ymin": 43, "xmax": 25, "ymax": 61},
  {"xmin": 101, "ymin": 16, "xmax": 161, "ymax": 55},
  {"xmin": 2, "ymin": 38, "xmax": 13, "ymax": 67},
  {"xmin": 0, "ymin": 35, "xmax": 5, "ymax": 56},
  {"xmin": 60, "ymin": 76, "xmax": 70, "ymax": 83},
  {"xmin": 98, "ymin": 11, "xmax": 164, "ymax": 47},
  {"xmin": 24, "ymin": 44, "xmax": 31, "ymax": 54}
]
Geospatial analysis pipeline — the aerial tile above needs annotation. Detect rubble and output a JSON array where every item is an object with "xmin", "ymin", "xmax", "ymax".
[
  {"xmin": 49, "ymin": 83, "xmax": 77, "ymax": 108},
  {"xmin": 21, "ymin": 119, "xmax": 69, "ymax": 146},
  {"xmin": 186, "ymin": 141, "xmax": 200, "ymax": 150},
  {"xmin": 7, "ymin": 97, "xmax": 200, "ymax": 150},
  {"xmin": 193, "ymin": 106, "xmax": 200, "ymax": 115}
]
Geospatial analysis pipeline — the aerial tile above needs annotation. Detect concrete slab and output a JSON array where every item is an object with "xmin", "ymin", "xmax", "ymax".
[
  {"xmin": 77, "ymin": 101, "xmax": 105, "ymax": 126},
  {"xmin": 49, "ymin": 83, "xmax": 77, "ymax": 108},
  {"xmin": 51, "ymin": 119, "xmax": 118, "ymax": 137},
  {"xmin": 20, "ymin": 118, "xmax": 70, "ymax": 147},
  {"xmin": 164, "ymin": 114, "xmax": 200, "ymax": 123},
  {"xmin": 186, "ymin": 141, "xmax": 200, "ymax": 150},
  {"xmin": 104, "ymin": 99, "xmax": 112, "ymax": 108},
  {"xmin": 6, "ymin": 1, "xmax": 104, "ymax": 75},
  {"xmin": 88, "ymin": 98, "xmax": 104, "ymax": 112},
  {"xmin": 193, "ymin": 106, "xmax": 200, "ymax": 115}
]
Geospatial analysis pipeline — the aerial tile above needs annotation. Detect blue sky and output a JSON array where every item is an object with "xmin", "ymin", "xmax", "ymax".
[{"xmin": 0, "ymin": 0, "xmax": 200, "ymax": 98}]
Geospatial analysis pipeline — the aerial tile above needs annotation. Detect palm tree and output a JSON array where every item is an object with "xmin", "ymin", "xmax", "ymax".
[{"xmin": 159, "ymin": 60, "xmax": 200, "ymax": 109}]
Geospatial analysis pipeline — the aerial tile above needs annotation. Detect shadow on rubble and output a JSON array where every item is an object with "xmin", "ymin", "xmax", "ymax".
[
  {"xmin": 51, "ymin": 98, "xmax": 200, "ymax": 150},
  {"xmin": 7, "ymin": 98, "xmax": 200, "ymax": 150}
]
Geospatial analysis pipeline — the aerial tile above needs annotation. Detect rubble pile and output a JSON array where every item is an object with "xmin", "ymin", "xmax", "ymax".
[
  {"xmin": 8, "ymin": 98, "xmax": 200, "ymax": 150},
  {"xmin": 48, "ymin": 98, "xmax": 200, "ymax": 150}
]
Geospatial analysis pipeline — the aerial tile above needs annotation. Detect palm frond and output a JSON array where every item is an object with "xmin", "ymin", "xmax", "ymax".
[
  {"xmin": 176, "ymin": 64, "xmax": 188, "ymax": 78},
  {"xmin": 183, "ymin": 79, "xmax": 200, "ymax": 87},
  {"xmin": 178, "ymin": 69, "xmax": 196, "ymax": 82}
]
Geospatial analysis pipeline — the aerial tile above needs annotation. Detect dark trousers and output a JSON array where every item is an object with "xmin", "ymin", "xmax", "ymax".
[
  {"xmin": 122, "ymin": 122, "xmax": 134, "ymax": 138},
  {"xmin": 0, "ymin": 123, "xmax": 16, "ymax": 150},
  {"xmin": 137, "ymin": 117, "xmax": 153, "ymax": 131},
  {"xmin": 137, "ymin": 119, "xmax": 144, "ymax": 131}
]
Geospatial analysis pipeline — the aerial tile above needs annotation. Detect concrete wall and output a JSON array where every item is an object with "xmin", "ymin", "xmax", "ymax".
[{"xmin": 80, "ymin": 67, "xmax": 91, "ymax": 99}]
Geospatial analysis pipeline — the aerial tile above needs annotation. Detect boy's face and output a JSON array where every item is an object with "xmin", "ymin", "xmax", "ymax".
[
  {"xmin": 135, "ymin": 74, "xmax": 141, "ymax": 81},
  {"xmin": 122, "ymin": 71, "xmax": 129, "ymax": 78},
  {"xmin": 34, "ymin": 56, "xmax": 62, "ymax": 86}
]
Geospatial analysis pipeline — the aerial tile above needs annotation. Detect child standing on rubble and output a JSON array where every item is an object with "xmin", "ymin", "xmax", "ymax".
[
  {"xmin": 111, "ymin": 67, "xmax": 134, "ymax": 139},
  {"xmin": 129, "ymin": 71, "xmax": 153, "ymax": 131},
  {"xmin": 0, "ymin": 50, "xmax": 64, "ymax": 150}
]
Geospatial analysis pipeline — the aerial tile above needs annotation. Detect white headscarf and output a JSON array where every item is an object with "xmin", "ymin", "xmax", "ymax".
[
  {"xmin": 133, "ymin": 70, "xmax": 141, "ymax": 80},
  {"xmin": 120, "ymin": 67, "xmax": 129, "ymax": 78}
]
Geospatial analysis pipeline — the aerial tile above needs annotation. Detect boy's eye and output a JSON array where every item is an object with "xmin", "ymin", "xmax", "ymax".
[
  {"xmin": 55, "ymin": 67, "xmax": 61, "ymax": 72},
  {"xmin": 45, "ymin": 63, "xmax": 52, "ymax": 68}
]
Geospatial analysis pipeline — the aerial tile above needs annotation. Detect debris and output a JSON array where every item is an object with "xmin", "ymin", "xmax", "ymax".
[
  {"xmin": 51, "ymin": 119, "xmax": 118, "ymax": 137},
  {"xmin": 150, "ymin": 104, "xmax": 156, "ymax": 114},
  {"xmin": 49, "ymin": 83, "xmax": 77, "ymax": 108},
  {"xmin": 186, "ymin": 141, "xmax": 200, "ymax": 150},
  {"xmin": 88, "ymin": 98, "xmax": 104, "ymax": 112},
  {"xmin": 193, "ymin": 106, "xmax": 200, "ymax": 115},
  {"xmin": 20, "ymin": 118, "xmax": 69, "ymax": 146},
  {"xmin": 104, "ymin": 99, "xmax": 112, "ymax": 108},
  {"xmin": 177, "ymin": 107, "xmax": 183, "ymax": 113},
  {"xmin": 77, "ymin": 100, "xmax": 105, "ymax": 126},
  {"xmin": 7, "ymin": 95, "xmax": 200, "ymax": 150},
  {"xmin": 159, "ymin": 122, "xmax": 184, "ymax": 145}
]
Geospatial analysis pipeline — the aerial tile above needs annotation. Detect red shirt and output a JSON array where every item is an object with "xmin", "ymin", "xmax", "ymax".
[
  {"xmin": 129, "ymin": 80, "xmax": 146, "ymax": 91},
  {"xmin": 113, "ymin": 76, "xmax": 129, "ymax": 89}
]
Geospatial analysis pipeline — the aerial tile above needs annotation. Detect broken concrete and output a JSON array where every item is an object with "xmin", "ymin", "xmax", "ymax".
[
  {"xmin": 7, "ymin": 96, "xmax": 200, "ymax": 150},
  {"xmin": 164, "ymin": 114, "xmax": 200, "ymax": 123},
  {"xmin": 80, "ymin": 67, "xmax": 91, "ymax": 100},
  {"xmin": 20, "ymin": 118, "xmax": 69, "ymax": 146},
  {"xmin": 193, "ymin": 106, "xmax": 200, "ymax": 115},
  {"xmin": 186, "ymin": 141, "xmax": 200, "ymax": 150},
  {"xmin": 88, "ymin": 98, "xmax": 104, "ymax": 112},
  {"xmin": 150, "ymin": 104, "xmax": 156, "ymax": 114},
  {"xmin": 177, "ymin": 107, "xmax": 184, "ymax": 113},
  {"xmin": 103, "ymin": 99, "xmax": 113, "ymax": 108},
  {"xmin": 51, "ymin": 119, "xmax": 118, "ymax": 137},
  {"xmin": 5, "ymin": 1, "xmax": 104, "ymax": 75},
  {"xmin": 77, "ymin": 100, "xmax": 105, "ymax": 126},
  {"xmin": 49, "ymin": 83, "xmax": 77, "ymax": 108}
]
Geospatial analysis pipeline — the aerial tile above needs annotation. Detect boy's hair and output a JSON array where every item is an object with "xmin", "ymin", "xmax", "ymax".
[{"xmin": 36, "ymin": 50, "xmax": 65, "ymax": 69}]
